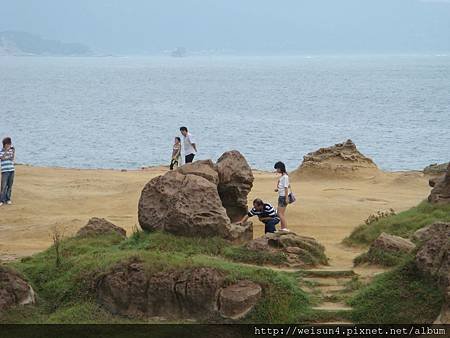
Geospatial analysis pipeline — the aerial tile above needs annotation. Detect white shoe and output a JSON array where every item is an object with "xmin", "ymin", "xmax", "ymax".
[
  {"xmin": 6, "ymin": 201, "xmax": 12, "ymax": 205},
  {"xmin": 280, "ymin": 228, "xmax": 290, "ymax": 232},
  {"xmin": 0, "ymin": 203, "xmax": 3, "ymax": 206}
]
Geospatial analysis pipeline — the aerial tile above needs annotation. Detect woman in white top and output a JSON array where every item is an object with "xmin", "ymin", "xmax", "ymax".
[{"xmin": 274, "ymin": 161, "xmax": 290, "ymax": 231}]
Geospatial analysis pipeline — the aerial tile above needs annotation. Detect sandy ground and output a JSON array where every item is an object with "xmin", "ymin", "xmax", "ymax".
[{"xmin": 0, "ymin": 165, "xmax": 431, "ymax": 269}]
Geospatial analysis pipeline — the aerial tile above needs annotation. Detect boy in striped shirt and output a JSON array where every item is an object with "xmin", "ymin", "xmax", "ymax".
[
  {"xmin": 240, "ymin": 198, "xmax": 280, "ymax": 233},
  {"xmin": 0, "ymin": 137, "xmax": 15, "ymax": 206}
]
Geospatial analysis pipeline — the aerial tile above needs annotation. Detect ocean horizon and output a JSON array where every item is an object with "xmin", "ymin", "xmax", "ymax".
[{"xmin": 1, "ymin": 55, "xmax": 449, "ymax": 171}]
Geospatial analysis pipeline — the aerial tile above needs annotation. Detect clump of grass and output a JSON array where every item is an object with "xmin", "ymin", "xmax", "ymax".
[
  {"xmin": 353, "ymin": 248, "xmax": 411, "ymax": 267},
  {"xmin": 349, "ymin": 259, "xmax": 444, "ymax": 324},
  {"xmin": 344, "ymin": 201, "xmax": 450, "ymax": 247}
]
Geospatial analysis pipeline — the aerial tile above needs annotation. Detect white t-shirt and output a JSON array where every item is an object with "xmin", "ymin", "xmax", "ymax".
[
  {"xmin": 278, "ymin": 174, "xmax": 289, "ymax": 197},
  {"xmin": 183, "ymin": 133, "xmax": 197, "ymax": 156}
]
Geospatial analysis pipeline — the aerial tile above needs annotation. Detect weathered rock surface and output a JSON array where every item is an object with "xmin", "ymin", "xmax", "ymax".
[
  {"xmin": 219, "ymin": 280, "xmax": 262, "ymax": 319},
  {"xmin": 216, "ymin": 151, "xmax": 254, "ymax": 223},
  {"xmin": 370, "ymin": 232, "xmax": 416, "ymax": 254},
  {"xmin": 428, "ymin": 163, "xmax": 450, "ymax": 204},
  {"xmin": 76, "ymin": 217, "xmax": 127, "ymax": 238},
  {"xmin": 177, "ymin": 160, "xmax": 219, "ymax": 185},
  {"xmin": 291, "ymin": 139, "xmax": 379, "ymax": 179},
  {"xmin": 0, "ymin": 266, "xmax": 36, "ymax": 313},
  {"xmin": 424, "ymin": 162, "xmax": 449, "ymax": 176},
  {"xmin": 138, "ymin": 151, "xmax": 253, "ymax": 242},
  {"xmin": 245, "ymin": 232, "xmax": 328, "ymax": 267},
  {"xmin": 415, "ymin": 223, "xmax": 450, "ymax": 288},
  {"xmin": 413, "ymin": 222, "xmax": 450, "ymax": 243},
  {"xmin": 138, "ymin": 171, "xmax": 231, "ymax": 238},
  {"xmin": 414, "ymin": 222, "xmax": 450, "ymax": 324},
  {"xmin": 96, "ymin": 260, "xmax": 261, "ymax": 320}
]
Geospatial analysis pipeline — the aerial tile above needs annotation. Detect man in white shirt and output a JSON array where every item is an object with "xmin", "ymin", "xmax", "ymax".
[{"xmin": 180, "ymin": 126, "xmax": 197, "ymax": 164}]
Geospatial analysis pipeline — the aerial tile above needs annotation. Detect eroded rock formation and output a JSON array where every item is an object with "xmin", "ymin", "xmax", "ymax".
[
  {"xmin": 0, "ymin": 266, "xmax": 36, "ymax": 313},
  {"xmin": 245, "ymin": 232, "xmax": 328, "ymax": 267},
  {"xmin": 291, "ymin": 139, "xmax": 379, "ymax": 179},
  {"xmin": 96, "ymin": 259, "xmax": 261, "ymax": 320},
  {"xmin": 370, "ymin": 232, "xmax": 416, "ymax": 254},
  {"xmin": 138, "ymin": 150, "xmax": 253, "ymax": 242},
  {"xmin": 428, "ymin": 163, "xmax": 450, "ymax": 204},
  {"xmin": 76, "ymin": 217, "xmax": 127, "ymax": 239}
]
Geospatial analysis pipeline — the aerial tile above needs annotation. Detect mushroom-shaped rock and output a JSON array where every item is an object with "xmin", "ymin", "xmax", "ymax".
[
  {"xmin": 219, "ymin": 280, "xmax": 262, "ymax": 319},
  {"xmin": 428, "ymin": 163, "xmax": 450, "ymax": 204},
  {"xmin": 216, "ymin": 150, "xmax": 254, "ymax": 223},
  {"xmin": 138, "ymin": 171, "xmax": 231, "ymax": 238},
  {"xmin": 76, "ymin": 217, "xmax": 126, "ymax": 238},
  {"xmin": 0, "ymin": 266, "xmax": 36, "ymax": 313}
]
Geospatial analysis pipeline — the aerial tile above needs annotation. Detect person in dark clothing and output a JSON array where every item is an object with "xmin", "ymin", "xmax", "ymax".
[{"xmin": 239, "ymin": 198, "xmax": 280, "ymax": 233}]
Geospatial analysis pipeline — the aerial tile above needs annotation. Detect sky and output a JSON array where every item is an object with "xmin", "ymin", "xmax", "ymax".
[{"xmin": 1, "ymin": 0, "xmax": 450, "ymax": 54}]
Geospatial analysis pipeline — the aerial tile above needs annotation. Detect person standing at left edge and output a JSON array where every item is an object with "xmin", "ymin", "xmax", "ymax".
[
  {"xmin": 180, "ymin": 126, "xmax": 197, "ymax": 164},
  {"xmin": 0, "ymin": 137, "xmax": 15, "ymax": 206}
]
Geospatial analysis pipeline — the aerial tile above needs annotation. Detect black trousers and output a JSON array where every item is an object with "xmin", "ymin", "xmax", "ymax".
[{"xmin": 185, "ymin": 154, "xmax": 195, "ymax": 164}]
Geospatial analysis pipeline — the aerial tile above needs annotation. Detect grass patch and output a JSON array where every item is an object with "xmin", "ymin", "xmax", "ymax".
[
  {"xmin": 349, "ymin": 260, "xmax": 444, "ymax": 324},
  {"xmin": 353, "ymin": 248, "xmax": 411, "ymax": 267},
  {"xmin": 3, "ymin": 231, "xmax": 312, "ymax": 324},
  {"xmin": 344, "ymin": 201, "xmax": 450, "ymax": 247}
]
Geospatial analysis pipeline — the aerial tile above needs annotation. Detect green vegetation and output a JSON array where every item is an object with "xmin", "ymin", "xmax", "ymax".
[
  {"xmin": 349, "ymin": 260, "xmax": 444, "ymax": 324},
  {"xmin": 344, "ymin": 201, "xmax": 450, "ymax": 246},
  {"xmin": 2, "ymin": 231, "xmax": 312, "ymax": 324},
  {"xmin": 353, "ymin": 248, "xmax": 411, "ymax": 267}
]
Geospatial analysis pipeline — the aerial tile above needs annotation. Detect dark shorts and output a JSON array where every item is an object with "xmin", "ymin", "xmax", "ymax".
[
  {"xmin": 185, "ymin": 154, "xmax": 195, "ymax": 163},
  {"xmin": 264, "ymin": 218, "xmax": 280, "ymax": 233},
  {"xmin": 278, "ymin": 195, "xmax": 288, "ymax": 208}
]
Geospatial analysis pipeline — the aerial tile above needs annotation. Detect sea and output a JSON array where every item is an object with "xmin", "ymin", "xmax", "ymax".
[{"xmin": 0, "ymin": 55, "xmax": 449, "ymax": 171}]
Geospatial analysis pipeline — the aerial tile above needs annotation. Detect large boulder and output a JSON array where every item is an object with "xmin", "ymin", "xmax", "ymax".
[
  {"xmin": 219, "ymin": 280, "xmax": 262, "ymax": 319},
  {"xmin": 138, "ymin": 151, "xmax": 254, "ymax": 243},
  {"xmin": 291, "ymin": 139, "xmax": 379, "ymax": 179},
  {"xmin": 76, "ymin": 217, "xmax": 126, "ymax": 239},
  {"xmin": 370, "ymin": 232, "xmax": 416, "ymax": 254},
  {"xmin": 435, "ymin": 287, "xmax": 450, "ymax": 324},
  {"xmin": 216, "ymin": 151, "xmax": 254, "ymax": 223},
  {"xmin": 245, "ymin": 232, "xmax": 328, "ymax": 267},
  {"xmin": 138, "ymin": 171, "xmax": 231, "ymax": 238},
  {"xmin": 0, "ymin": 266, "xmax": 36, "ymax": 313},
  {"xmin": 428, "ymin": 163, "xmax": 450, "ymax": 204},
  {"xmin": 96, "ymin": 259, "xmax": 261, "ymax": 320}
]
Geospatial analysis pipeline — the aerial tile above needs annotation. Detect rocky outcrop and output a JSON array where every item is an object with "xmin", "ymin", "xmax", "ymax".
[
  {"xmin": 424, "ymin": 162, "xmax": 449, "ymax": 176},
  {"xmin": 245, "ymin": 232, "xmax": 328, "ymax": 267},
  {"xmin": 96, "ymin": 260, "xmax": 261, "ymax": 320},
  {"xmin": 138, "ymin": 171, "xmax": 231, "ymax": 238},
  {"xmin": 219, "ymin": 280, "xmax": 262, "ymax": 319},
  {"xmin": 428, "ymin": 163, "xmax": 450, "ymax": 204},
  {"xmin": 216, "ymin": 151, "xmax": 254, "ymax": 223},
  {"xmin": 291, "ymin": 139, "xmax": 379, "ymax": 179},
  {"xmin": 76, "ymin": 217, "xmax": 127, "ymax": 238},
  {"xmin": 138, "ymin": 151, "xmax": 253, "ymax": 243},
  {"xmin": 0, "ymin": 266, "xmax": 36, "ymax": 313},
  {"xmin": 369, "ymin": 233, "xmax": 416, "ymax": 256},
  {"xmin": 413, "ymin": 222, "xmax": 450, "ymax": 324}
]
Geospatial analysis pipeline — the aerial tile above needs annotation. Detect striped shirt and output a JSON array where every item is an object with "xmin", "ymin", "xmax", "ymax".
[
  {"xmin": 0, "ymin": 147, "xmax": 15, "ymax": 173},
  {"xmin": 248, "ymin": 203, "xmax": 279, "ymax": 223}
]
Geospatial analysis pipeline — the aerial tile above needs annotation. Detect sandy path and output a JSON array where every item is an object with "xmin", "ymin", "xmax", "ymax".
[{"xmin": 0, "ymin": 165, "xmax": 430, "ymax": 268}]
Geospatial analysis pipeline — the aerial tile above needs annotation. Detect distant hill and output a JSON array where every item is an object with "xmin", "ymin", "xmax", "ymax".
[{"xmin": 0, "ymin": 31, "xmax": 91, "ymax": 56}]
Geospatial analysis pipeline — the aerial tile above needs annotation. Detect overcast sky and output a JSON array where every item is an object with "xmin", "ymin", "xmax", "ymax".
[{"xmin": 1, "ymin": 0, "xmax": 450, "ymax": 54}]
